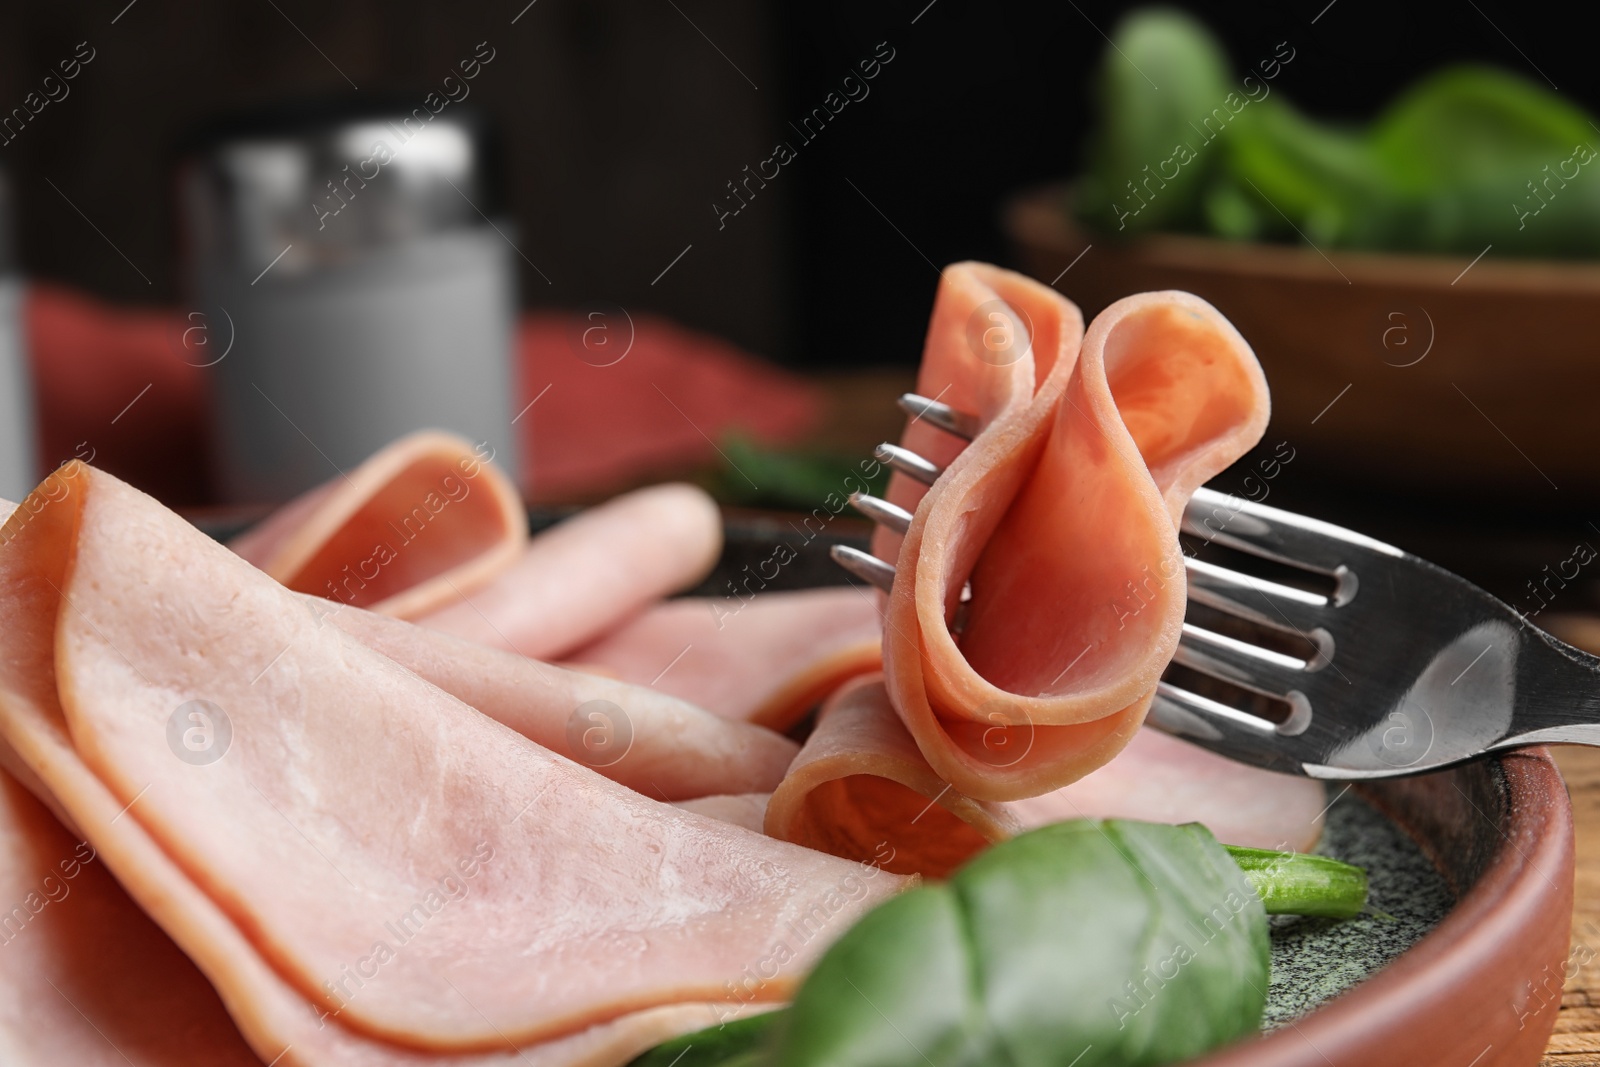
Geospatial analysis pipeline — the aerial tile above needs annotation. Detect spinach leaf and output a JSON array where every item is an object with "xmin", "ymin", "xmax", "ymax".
[
  {"xmin": 1078, "ymin": 8, "xmax": 1600, "ymax": 256},
  {"xmin": 1075, "ymin": 9, "xmax": 1231, "ymax": 236}
]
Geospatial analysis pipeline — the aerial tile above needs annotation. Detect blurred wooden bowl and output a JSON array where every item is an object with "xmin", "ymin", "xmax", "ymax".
[{"xmin": 1004, "ymin": 184, "xmax": 1600, "ymax": 498}]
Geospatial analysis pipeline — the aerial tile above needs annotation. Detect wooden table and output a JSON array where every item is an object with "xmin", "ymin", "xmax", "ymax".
[{"xmin": 1547, "ymin": 747, "xmax": 1600, "ymax": 1064}]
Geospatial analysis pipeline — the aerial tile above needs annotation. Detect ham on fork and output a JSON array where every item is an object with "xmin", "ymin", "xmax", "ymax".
[
  {"xmin": 874, "ymin": 263, "xmax": 1270, "ymax": 801},
  {"xmin": 0, "ymin": 463, "xmax": 907, "ymax": 1062},
  {"xmin": 756, "ymin": 264, "xmax": 1316, "ymax": 875}
]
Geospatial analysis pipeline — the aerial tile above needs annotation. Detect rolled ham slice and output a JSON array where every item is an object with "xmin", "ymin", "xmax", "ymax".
[
  {"xmin": 0, "ymin": 462, "xmax": 907, "ymax": 1055},
  {"xmin": 564, "ymin": 588, "xmax": 882, "ymax": 731},
  {"xmin": 879, "ymin": 264, "xmax": 1269, "ymax": 800},
  {"xmin": 417, "ymin": 483, "xmax": 723, "ymax": 661},
  {"xmin": 229, "ymin": 431, "xmax": 527, "ymax": 620},
  {"xmin": 766, "ymin": 678, "xmax": 1324, "ymax": 879}
]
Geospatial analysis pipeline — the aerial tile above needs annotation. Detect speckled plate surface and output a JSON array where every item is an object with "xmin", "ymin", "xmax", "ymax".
[{"xmin": 1260, "ymin": 789, "xmax": 1453, "ymax": 1029}]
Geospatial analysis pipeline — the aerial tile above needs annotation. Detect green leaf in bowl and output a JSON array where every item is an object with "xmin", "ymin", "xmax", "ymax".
[{"xmin": 1077, "ymin": 8, "xmax": 1232, "ymax": 236}]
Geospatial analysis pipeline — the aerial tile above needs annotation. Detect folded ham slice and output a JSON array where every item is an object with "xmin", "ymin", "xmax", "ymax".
[
  {"xmin": 0, "ymin": 462, "xmax": 907, "ymax": 1056},
  {"xmin": 417, "ymin": 483, "xmax": 723, "ymax": 661},
  {"xmin": 229, "ymin": 431, "xmax": 527, "ymax": 620},
  {"xmin": 879, "ymin": 264, "xmax": 1269, "ymax": 800},
  {"xmin": 765, "ymin": 678, "xmax": 1324, "ymax": 878},
  {"xmin": 0, "ymin": 765, "xmax": 774, "ymax": 1067},
  {"xmin": 0, "ymin": 771, "xmax": 261, "ymax": 1065},
  {"xmin": 564, "ymin": 588, "xmax": 882, "ymax": 731}
]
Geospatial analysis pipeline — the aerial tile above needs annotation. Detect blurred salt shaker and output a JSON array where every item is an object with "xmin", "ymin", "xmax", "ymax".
[
  {"xmin": 0, "ymin": 166, "xmax": 36, "ymax": 502},
  {"xmin": 178, "ymin": 104, "xmax": 520, "ymax": 503}
]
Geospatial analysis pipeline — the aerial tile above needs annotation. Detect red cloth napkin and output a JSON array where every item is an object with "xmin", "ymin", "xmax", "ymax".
[{"xmin": 24, "ymin": 284, "xmax": 820, "ymax": 505}]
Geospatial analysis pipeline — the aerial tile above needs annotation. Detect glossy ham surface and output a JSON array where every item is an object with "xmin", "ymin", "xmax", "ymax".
[
  {"xmin": 879, "ymin": 263, "xmax": 1270, "ymax": 800},
  {"xmin": 0, "ymin": 463, "xmax": 905, "ymax": 1056}
]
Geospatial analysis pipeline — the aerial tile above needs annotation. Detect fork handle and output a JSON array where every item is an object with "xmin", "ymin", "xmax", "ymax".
[{"xmin": 1494, "ymin": 631, "xmax": 1600, "ymax": 751}]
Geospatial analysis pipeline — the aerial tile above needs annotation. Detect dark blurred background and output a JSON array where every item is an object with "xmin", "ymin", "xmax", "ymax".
[
  {"xmin": 2, "ymin": 0, "xmax": 1585, "ymax": 367},
  {"xmin": 7, "ymin": 0, "xmax": 1600, "ymax": 620}
]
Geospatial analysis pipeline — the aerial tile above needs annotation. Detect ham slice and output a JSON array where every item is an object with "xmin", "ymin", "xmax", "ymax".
[
  {"xmin": 322, "ymin": 605, "xmax": 797, "ymax": 799},
  {"xmin": 0, "ymin": 462, "xmax": 907, "ymax": 1055},
  {"xmin": 230, "ymin": 431, "xmax": 527, "ymax": 620},
  {"xmin": 766, "ymin": 678, "xmax": 1324, "ymax": 879},
  {"xmin": 0, "ymin": 771, "xmax": 261, "ymax": 1066},
  {"xmin": 0, "ymin": 766, "xmax": 774, "ymax": 1067},
  {"xmin": 417, "ymin": 484, "xmax": 722, "ymax": 661},
  {"xmin": 672, "ymin": 793, "xmax": 770, "ymax": 834},
  {"xmin": 879, "ymin": 264, "xmax": 1269, "ymax": 800},
  {"xmin": 564, "ymin": 588, "xmax": 882, "ymax": 731}
]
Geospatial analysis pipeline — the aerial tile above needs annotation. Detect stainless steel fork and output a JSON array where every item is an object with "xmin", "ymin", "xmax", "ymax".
[{"xmin": 832, "ymin": 393, "xmax": 1600, "ymax": 781}]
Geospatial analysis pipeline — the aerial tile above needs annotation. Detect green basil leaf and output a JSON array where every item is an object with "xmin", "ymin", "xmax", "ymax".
[{"xmin": 775, "ymin": 820, "xmax": 1269, "ymax": 1067}]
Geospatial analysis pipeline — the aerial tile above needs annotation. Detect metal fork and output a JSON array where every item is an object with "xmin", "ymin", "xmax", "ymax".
[{"xmin": 832, "ymin": 393, "xmax": 1600, "ymax": 781}]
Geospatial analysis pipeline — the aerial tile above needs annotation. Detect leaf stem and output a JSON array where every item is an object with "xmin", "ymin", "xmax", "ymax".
[{"xmin": 1223, "ymin": 845, "xmax": 1369, "ymax": 918}]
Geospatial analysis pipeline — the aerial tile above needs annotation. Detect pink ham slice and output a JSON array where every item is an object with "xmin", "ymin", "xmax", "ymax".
[
  {"xmin": 879, "ymin": 264, "xmax": 1270, "ymax": 801},
  {"xmin": 564, "ymin": 588, "xmax": 882, "ymax": 731},
  {"xmin": 766, "ymin": 678, "xmax": 1324, "ymax": 879},
  {"xmin": 322, "ymin": 605, "xmax": 798, "ymax": 800},
  {"xmin": 417, "ymin": 484, "xmax": 723, "ymax": 661},
  {"xmin": 229, "ymin": 431, "xmax": 527, "ymax": 620},
  {"xmin": 672, "ymin": 793, "xmax": 770, "ymax": 834},
  {"xmin": 0, "ymin": 462, "xmax": 907, "ymax": 1054},
  {"xmin": 0, "ymin": 771, "xmax": 261, "ymax": 1066},
  {"xmin": 0, "ymin": 767, "xmax": 775, "ymax": 1067}
]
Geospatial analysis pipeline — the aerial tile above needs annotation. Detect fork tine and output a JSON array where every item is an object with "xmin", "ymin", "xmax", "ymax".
[
  {"xmin": 1148, "ymin": 682, "xmax": 1309, "ymax": 776},
  {"xmin": 849, "ymin": 492, "xmax": 912, "ymax": 534},
  {"xmin": 875, "ymin": 443, "xmax": 943, "ymax": 485},
  {"xmin": 830, "ymin": 545, "xmax": 896, "ymax": 592},
  {"xmin": 1184, "ymin": 487, "xmax": 1397, "ymax": 583},
  {"xmin": 898, "ymin": 393, "xmax": 979, "ymax": 439},
  {"xmin": 1184, "ymin": 556, "xmax": 1332, "ymax": 636},
  {"xmin": 1173, "ymin": 621, "xmax": 1328, "ymax": 701}
]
